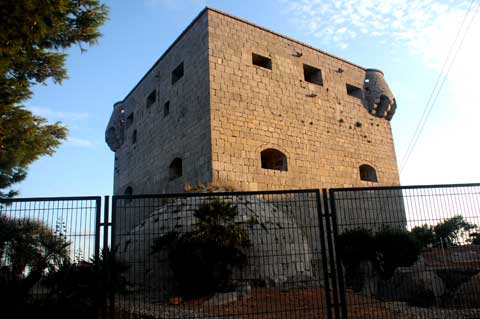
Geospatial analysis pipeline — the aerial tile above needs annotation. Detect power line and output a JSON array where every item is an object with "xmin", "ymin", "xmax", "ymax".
[{"xmin": 399, "ymin": 0, "xmax": 479, "ymax": 173}]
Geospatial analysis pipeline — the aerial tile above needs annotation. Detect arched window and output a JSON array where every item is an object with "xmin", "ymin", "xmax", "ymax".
[
  {"xmin": 261, "ymin": 148, "xmax": 288, "ymax": 171},
  {"xmin": 169, "ymin": 158, "xmax": 183, "ymax": 180},
  {"xmin": 359, "ymin": 164, "xmax": 378, "ymax": 182}
]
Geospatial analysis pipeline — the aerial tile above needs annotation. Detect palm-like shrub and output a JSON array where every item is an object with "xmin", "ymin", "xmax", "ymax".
[
  {"xmin": 0, "ymin": 215, "xmax": 69, "ymax": 314},
  {"xmin": 41, "ymin": 248, "xmax": 129, "ymax": 318},
  {"xmin": 152, "ymin": 199, "xmax": 251, "ymax": 297},
  {"xmin": 0, "ymin": 215, "xmax": 69, "ymax": 275}
]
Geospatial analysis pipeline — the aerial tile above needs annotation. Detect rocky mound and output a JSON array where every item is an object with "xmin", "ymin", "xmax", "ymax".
[{"xmin": 116, "ymin": 194, "xmax": 314, "ymax": 299}]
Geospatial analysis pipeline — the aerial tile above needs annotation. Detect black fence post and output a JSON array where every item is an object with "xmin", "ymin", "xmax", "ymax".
[
  {"xmin": 103, "ymin": 195, "xmax": 110, "ymax": 252},
  {"xmin": 109, "ymin": 196, "xmax": 116, "ymax": 319},
  {"xmin": 322, "ymin": 189, "xmax": 342, "ymax": 319},
  {"xmin": 316, "ymin": 189, "xmax": 333, "ymax": 319},
  {"xmin": 95, "ymin": 197, "xmax": 102, "ymax": 260},
  {"xmin": 328, "ymin": 189, "xmax": 348, "ymax": 319}
]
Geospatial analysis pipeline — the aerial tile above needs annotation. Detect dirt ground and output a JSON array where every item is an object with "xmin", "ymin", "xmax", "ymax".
[{"xmin": 189, "ymin": 287, "xmax": 409, "ymax": 319}]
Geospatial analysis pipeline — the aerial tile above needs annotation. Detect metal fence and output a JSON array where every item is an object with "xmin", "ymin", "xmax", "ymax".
[
  {"xmin": 111, "ymin": 189, "xmax": 333, "ymax": 319},
  {"xmin": 2, "ymin": 184, "xmax": 480, "ymax": 319},
  {"xmin": 329, "ymin": 183, "xmax": 480, "ymax": 319},
  {"xmin": 0, "ymin": 196, "xmax": 102, "ymax": 317}
]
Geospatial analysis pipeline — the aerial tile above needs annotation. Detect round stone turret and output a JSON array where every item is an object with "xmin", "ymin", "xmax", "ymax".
[
  {"xmin": 363, "ymin": 69, "xmax": 397, "ymax": 120},
  {"xmin": 105, "ymin": 101, "xmax": 126, "ymax": 152}
]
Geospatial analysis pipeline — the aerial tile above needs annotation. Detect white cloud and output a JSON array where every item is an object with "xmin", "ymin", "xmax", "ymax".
[
  {"xmin": 283, "ymin": 0, "xmax": 480, "ymax": 185},
  {"xmin": 284, "ymin": 0, "xmax": 471, "ymax": 60},
  {"xmin": 67, "ymin": 137, "xmax": 96, "ymax": 148},
  {"xmin": 28, "ymin": 106, "xmax": 89, "ymax": 121}
]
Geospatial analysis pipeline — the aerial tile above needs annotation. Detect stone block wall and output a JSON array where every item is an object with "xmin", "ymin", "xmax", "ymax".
[
  {"xmin": 106, "ymin": 8, "xmax": 404, "ymax": 234},
  {"xmin": 111, "ymin": 12, "xmax": 212, "ymax": 196},
  {"xmin": 207, "ymin": 9, "xmax": 400, "ymax": 191}
]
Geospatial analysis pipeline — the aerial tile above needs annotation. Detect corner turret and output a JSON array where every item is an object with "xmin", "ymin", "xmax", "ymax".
[
  {"xmin": 363, "ymin": 69, "xmax": 397, "ymax": 120},
  {"xmin": 105, "ymin": 101, "xmax": 126, "ymax": 152}
]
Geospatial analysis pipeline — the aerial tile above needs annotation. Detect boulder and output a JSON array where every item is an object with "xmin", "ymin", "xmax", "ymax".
[
  {"xmin": 355, "ymin": 260, "xmax": 378, "ymax": 295},
  {"xmin": 453, "ymin": 273, "xmax": 480, "ymax": 308},
  {"xmin": 115, "ymin": 195, "xmax": 314, "ymax": 298},
  {"xmin": 378, "ymin": 266, "xmax": 445, "ymax": 303}
]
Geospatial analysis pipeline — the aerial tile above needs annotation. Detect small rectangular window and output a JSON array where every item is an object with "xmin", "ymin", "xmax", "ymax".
[
  {"xmin": 346, "ymin": 84, "xmax": 362, "ymax": 99},
  {"xmin": 172, "ymin": 62, "xmax": 184, "ymax": 85},
  {"xmin": 146, "ymin": 90, "xmax": 156, "ymax": 108},
  {"xmin": 164, "ymin": 101, "xmax": 170, "ymax": 117},
  {"xmin": 126, "ymin": 113, "xmax": 134, "ymax": 128},
  {"xmin": 252, "ymin": 53, "xmax": 272, "ymax": 70},
  {"xmin": 303, "ymin": 64, "xmax": 323, "ymax": 86}
]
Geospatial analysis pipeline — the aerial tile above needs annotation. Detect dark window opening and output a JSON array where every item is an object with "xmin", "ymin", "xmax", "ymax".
[
  {"xmin": 164, "ymin": 101, "xmax": 170, "ymax": 117},
  {"xmin": 124, "ymin": 186, "xmax": 133, "ymax": 202},
  {"xmin": 126, "ymin": 113, "xmax": 134, "ymax": 128},
  {"xmin": 359, "ymin": 164, "xmax": 378, "ymax": 182},
  {"xmin": 252, "ymin": 53, "xmax": 272, "ymax": 70},
  {"xmin": 303, "ymin": 64, "xmax": 323, "ymax": 86},
  {"xmin": 169, "ymin": 158, "xmax": 183, "ymax": 180},
  {"xmin": 132, "ymin": 129, "xmax": 137, "ymax": 144},
  {"xmin": 346, "ymin": 84, "xmax": 362, "ymax": 99},
  {"xmin": 124, "ymin": 186, "xmax": 132, "ymax": 196},
  {"xmin": 146, "ymin": 90, "xmax": 156, "ymax": 108},
  {"xmin": 261, "ymin": 148, "xmax": 288, "ymax": 171},
  {"xmin": 172, "ymin": 62, "xmax": 184, "ymax": 85}
]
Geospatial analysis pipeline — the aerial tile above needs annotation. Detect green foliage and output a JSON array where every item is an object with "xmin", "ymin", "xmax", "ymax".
[
  {"xmin": 433, "ymin": 215, "xmax": 477, "ymax": 246},
  {"xmin": 337, "ymin": 227, "xmax": 420, "ymax": 282},
  {"xmin": 411, "ymin": 224, "xmax": 436, "ymax": 249},
  {"xmin": 0, "ymin": 0, "xmax": 109, "ymax": 106},
  {"xmin": 374, "ymin": 228, "xmax": 420, "ymax": 279},
  {"xmin": 40, "ymin": 248, "xmax": 129, "ymax": 318},
  {"xmin": 0, "ymin": 215, "xmax": 69, "ymax": 275},
  {"xmin": 0, "ymin": 215, "xmax": 128, "ymax": 318},
  {"xmin": 0, "ymin": 105, "xmax": 67, "ymax": 197},
  {"xmin": 152, "ymin": 199, "xmax": 251, "ymax": 297},
  {"xmin": 0, "ymin": 0, "xmax": 108, "ymax": 197},
  {"xmin": 0, "ymin": 215, "xmax": 70, "ymax": 314},
  {"xmin": 336, "ymin": 228, "xmax": 375, "ymax": 287},
  {"xmin": 469, "ymin": 232, "xmax": 480, "ymax": 245},
  {"xmin": 411, "ymin": 216, "xmax": 478, "ymax": 249}
]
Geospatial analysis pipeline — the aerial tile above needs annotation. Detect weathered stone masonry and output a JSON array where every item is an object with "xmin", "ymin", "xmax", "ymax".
[{"xmin": 106, "ymin": 7, "xmax": 401, "ymax": 196}]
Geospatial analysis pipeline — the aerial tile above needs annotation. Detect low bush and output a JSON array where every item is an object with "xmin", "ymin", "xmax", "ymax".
[
  {"xmin": 375, "ymin": 228, "xmax": 420, "ymax": 279},
  {"xmin": 337, "ymin": 227, "xmax": 420, "ymax": 283},
  {"xmin": 0, "ymin": 215, "xmax": 128, "ymax": 318},
  {"xmin": 152, "ymin": 199, "xmax": 251, "ymax": 298}
]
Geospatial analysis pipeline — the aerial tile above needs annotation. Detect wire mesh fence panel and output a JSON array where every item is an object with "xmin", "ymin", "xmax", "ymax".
[
  {"xmin": 111, "ymin": 190, "xmax": 331, "ymax": 319},
  {"xmin": 0, "ymin": 197, "xmax": 101, "ymax": 306},
  {"xmin": 330, "ymin": 184, "xmax": 480, "ymax": 319}
]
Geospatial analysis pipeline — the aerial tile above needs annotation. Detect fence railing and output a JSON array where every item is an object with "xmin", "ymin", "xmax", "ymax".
[
  {"xmin": 330, "ymin": 183, "xmax": 480, "ymax": 319},
  {"xmin": 111, "ymin": 189, "xmax": 333, "ymax": 319},
  {"xmin": 0, "ymin": 196, "xmax": 102, "ymax": 317},
  {"xmin": 2, "ymin": 183, "xmax": 480, "ymax": 319}
]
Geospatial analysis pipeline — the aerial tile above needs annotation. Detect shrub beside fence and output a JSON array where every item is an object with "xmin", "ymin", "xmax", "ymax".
[
  {"xmin": 330, "ymin": 184, "xmax": 480, "ymax": 318},
  {"xmin": 1, "ymin": 183, "xmax": 480, "ymax": 319},
  {"xmin": 0, "ymin": 197, "xmax": 108, "ymax": 318},
  {"xmin": 111, "ymin": 190, "xmax": 332, "ymax": 319}
]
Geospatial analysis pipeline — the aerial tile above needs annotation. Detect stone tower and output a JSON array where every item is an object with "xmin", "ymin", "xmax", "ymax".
[{"xmin": 105, "ymin": 7, "xmax": 400, "ymax": 195}]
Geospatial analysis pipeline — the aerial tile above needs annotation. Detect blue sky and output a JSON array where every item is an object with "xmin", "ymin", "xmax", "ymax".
[{"xmin": 15, "ymin": 0, "xmax": 480, "ymax": 197}]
